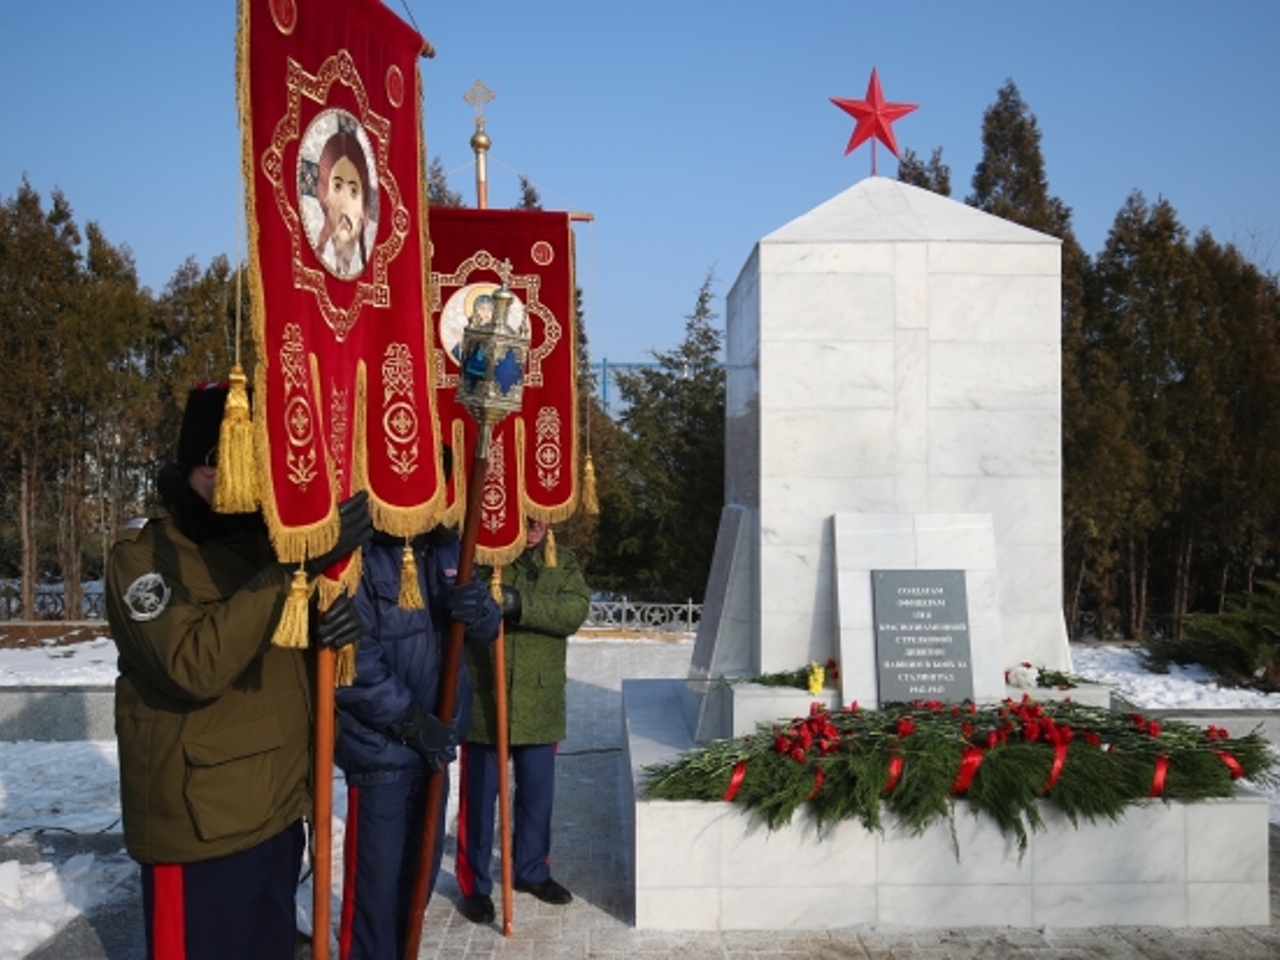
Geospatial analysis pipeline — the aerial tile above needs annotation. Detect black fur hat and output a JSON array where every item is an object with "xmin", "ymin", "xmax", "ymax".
[{"xmin": 176, "ymin": 382, "xmax": 229, "ymax": 471}]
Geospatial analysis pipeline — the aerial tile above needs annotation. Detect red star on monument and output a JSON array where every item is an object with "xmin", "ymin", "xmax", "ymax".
[{"xmin": 831, "ymin": 68, "xmax": 917, "ymax": 175}]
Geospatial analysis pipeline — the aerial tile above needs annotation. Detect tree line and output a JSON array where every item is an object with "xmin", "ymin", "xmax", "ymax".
[
  {"xmin": 900, "ymin": 80, "xmax": 1280, "ymax": 643},
  {"xmin": 4, "ymin": 78, "xmax": 1279, "ymax": 642}
]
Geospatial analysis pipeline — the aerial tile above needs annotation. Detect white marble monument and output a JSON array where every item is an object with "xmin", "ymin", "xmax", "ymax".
[
  {"xmin": 629, "ymin": 176, "xmax": 1266, "ymax": 931},
  {"xmin": 687, "ymin": 176, "xmax": 1070, "ymax": 740}
]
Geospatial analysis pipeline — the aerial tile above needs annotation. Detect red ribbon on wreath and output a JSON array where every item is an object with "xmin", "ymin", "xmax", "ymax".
[
  {"xmin": 883, "ymin": 755, "xmax": 904, "ymax": 794},
  {"xmin": 723, "ymin": 760, "xmax": 748, "ymax": 801},
  {"xmin": 950, "ymin": 746, "xmax": 984, "ymax": 795},
  {"xmin": 1215, "ymin": 750, "xmax": 1244, "ymax": 780},
  {"xmin": 1041, "ymin": 741, "xmax": 1069, "ymax": 793},
  {"xmin": 1149, "ymin": 755, "xmax": 1169, "ymax": 797},
  {"xmin": 806, "ymin": 766, "xmax": 826, "ymax": 801}
]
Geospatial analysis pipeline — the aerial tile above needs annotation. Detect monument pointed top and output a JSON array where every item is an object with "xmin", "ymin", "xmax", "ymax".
[{"xmin": 764, "ymin": 177, "xmax": 1057, "ymax": 245}]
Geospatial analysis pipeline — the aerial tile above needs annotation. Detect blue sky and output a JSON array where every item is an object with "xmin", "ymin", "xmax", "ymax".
[{"xmin": 4, "ymin": 1, "xmax": 1278, "ymax": 365}]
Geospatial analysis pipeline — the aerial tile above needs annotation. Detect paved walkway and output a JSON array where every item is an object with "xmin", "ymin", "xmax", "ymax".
[{"xmin": 24, "ymin": 636, "xmax": 1280, "ymax": 958}]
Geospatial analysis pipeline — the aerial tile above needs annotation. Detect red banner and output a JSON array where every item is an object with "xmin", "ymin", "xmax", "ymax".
[
  {"xmin": 429, "ymin": 208, "xmax": 578, "ymax": 564},
  {"xmin": 239, "ymin": 0, "xmax": 444, "ymax": 577}
]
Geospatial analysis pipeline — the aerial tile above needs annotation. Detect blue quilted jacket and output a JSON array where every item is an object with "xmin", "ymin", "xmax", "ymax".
[{"xmin": 334, "ymin": 532, "xmax": 500, "ymax": 783}]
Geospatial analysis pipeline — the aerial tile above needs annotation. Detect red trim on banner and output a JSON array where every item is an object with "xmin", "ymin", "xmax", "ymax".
[
  {"xmin": 1215, "ymin": 750, "xmax": 1244, "ymax": 780},
  {"xmin": 1041, "ymin": 741, "xmax": 1069, "ymax": 793},
  {"xmin": 1149, "ymin": 755, "xmax": 1169, "ymax": 797},
  {"xmin": 883, "ymin": 755, "xmax": 904, "ymax": 794},
  {"xmin": 151, "ymin": 864, "xmax": 185, "ymax": 960},
  {"xmin": 950, "ymin": 746, "xmax": 984, "ymax": 795},
  {"xmin": 723, "ymin": 761, "xmax": 748, "ymax": 801}
]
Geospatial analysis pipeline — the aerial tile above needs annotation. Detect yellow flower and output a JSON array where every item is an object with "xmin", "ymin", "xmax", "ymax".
[{"xmin": 807, "ymin": 660, "xmax": 825, "ymax": 695}]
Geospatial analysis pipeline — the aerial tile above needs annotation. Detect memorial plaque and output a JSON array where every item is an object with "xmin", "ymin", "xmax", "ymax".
[{"xmin": 872, "ymin": 570, "xmax": 973, "ymax": 704}]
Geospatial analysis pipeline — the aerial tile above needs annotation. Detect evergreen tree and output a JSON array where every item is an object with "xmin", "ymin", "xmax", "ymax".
[
  {"xmin": 594, "ymin": 273, "xmax": 724, "ymax": 600},
  {"xmin": 897, "ymin": 146, "xmax": 951, "ymax": 196},
  {"xmin": 1093, "ymin": 192, "xmax": 1213, "ymax": 640},
  {"xmin": 0, "ymin": 180, "xmax": 82, "ymax": 615},
  {"xmin": 427, "ymin": 156, "xmax": 464, "ymax": 207}
]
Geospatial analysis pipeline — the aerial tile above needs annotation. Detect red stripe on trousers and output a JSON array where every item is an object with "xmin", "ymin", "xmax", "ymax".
[
  {"xmin": 455, "ymin": 744, "xmax": 475, "ymax": 896},
  {"xmin": 339, "ymin": 785, "xmax": 360, "ymax": 960},
  {"xmin": 152, "ymin": 863, "xmax": 185, "ymax": 960}
]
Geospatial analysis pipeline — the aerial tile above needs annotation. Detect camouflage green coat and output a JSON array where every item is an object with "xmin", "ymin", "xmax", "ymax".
[{"xmin": 466, "ymin": 542, "xmax": 590, "ymax": 745}]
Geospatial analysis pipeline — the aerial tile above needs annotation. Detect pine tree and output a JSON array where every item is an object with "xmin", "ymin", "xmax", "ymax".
[
  {"xmin": 427, "ymin": 156, "xmax": 464, "ymax": 207},
  {"xmin": 594, "ymin": 273, "xmax": 724, "ymax": 600},
  {"xmin": 897, "ymin": 147, "xmax": 951, "ymax": 196},
  {"xmin": 0, "ymin": 180, "xmax": 82, "ymax": 615}
]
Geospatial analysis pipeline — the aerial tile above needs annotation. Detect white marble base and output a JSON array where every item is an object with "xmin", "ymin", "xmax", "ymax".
[{"xmin": 625, "ymin": 679, "xmax": 1270, "ymax": 931}]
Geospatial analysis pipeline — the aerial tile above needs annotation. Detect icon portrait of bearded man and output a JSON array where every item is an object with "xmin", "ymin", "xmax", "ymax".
[{"xmin": 314, "ymin": 129, "xmax": 377, "ymax": 280}]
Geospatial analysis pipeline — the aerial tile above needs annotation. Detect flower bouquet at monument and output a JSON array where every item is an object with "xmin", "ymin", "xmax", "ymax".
[{"xmin": 641, "ymin": 696, "xmax": 1277, "ymax": 851}]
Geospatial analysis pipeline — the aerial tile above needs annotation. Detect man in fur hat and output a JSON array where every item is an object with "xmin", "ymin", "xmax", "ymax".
[{"xmin": 105, "ymin": 382, "xmax": 372, "ymax": 960}]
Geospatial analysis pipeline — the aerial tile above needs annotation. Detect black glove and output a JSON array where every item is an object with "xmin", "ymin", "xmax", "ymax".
[
  {"xmin": 315, "ymin": 591, "xmax": 363, "ymax": 650},
  {"xmin": 447, "ymin": 578, "xmax": 490, "ymax": 627},
  {"xmin": 499, "ymin": 585, "xmax": 522, "ymax": 624},
  {"xmin": 304, "ymin": 491, "xmax": 373, "ymax": 578},
  {"xmin": 390, "ymin": 706, "xmax": 457, "ymax": 771}
]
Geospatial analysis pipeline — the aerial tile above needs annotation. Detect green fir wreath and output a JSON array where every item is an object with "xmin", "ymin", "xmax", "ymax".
[{"xmin": 641, "ymin": 696, "xmax": 1277, "ymax": 852}]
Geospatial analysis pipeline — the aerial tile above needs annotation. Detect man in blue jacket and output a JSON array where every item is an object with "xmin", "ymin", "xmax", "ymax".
[{"xmin": 334, "ymin": 521, "xmax": 501, "ymax": 960}]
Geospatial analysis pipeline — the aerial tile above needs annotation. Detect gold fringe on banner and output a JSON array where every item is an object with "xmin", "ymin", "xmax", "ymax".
[
  {"xmin": 335, "ymin": 645, "xmax": 357, "ymax": 687},
  {"xmin": 213, "ymin": 363, "xmax": 258, "ymax": 513},
  {"xmin": 272, "ymin": 566, "xmax": 311, "ymax": 648},
  {"xmin": 543, "ymin": 527, "xmax": 557, "ymax": 568},
  {"xmin": 581, "ymin": 452, "xmax": 599, "ymax": 516},
  {"xmin": 399, "ymin": 540, "xmax": 425, "ymax": 610}
]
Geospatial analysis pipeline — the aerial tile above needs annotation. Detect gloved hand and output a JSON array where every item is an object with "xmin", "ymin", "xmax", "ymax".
[
  {"xmin": 315, "ymin": 591, "xmax": 363, "ymax": 650},
  {"xmin": 499, "ymin": 585, "xmax": 522, "ymax": 624},
  {"xmin": 447, "ymin": 578, "xmax": 491, "ymax": 627},
  {"xmin": 304, "ymin": 491, "xmax": 373, "ymax": 578},
  {"xmin": 390, "ymin": 706, "xmax": 458, "ymax": 771}
]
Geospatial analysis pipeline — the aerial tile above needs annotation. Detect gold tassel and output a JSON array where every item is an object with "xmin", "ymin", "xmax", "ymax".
[
  {"xmin": 489, "ymin": 567, "xmax": 503, "ymax": 601},
  {"xmin": 398, "ymin": 540, "xmax": 425, "ymax": 610},
  {"xmin": 271, "ymin": 566, "xmax": 311, "ymax": 648},
  {"xmin": 212, "ymin": 363, "xmax": 257, "ymax": 513},
  {"xmin": 543, "ymin": 527, "xmax": 557, "ymax": 568},
  {"xmin": 335, "ymin": 644, "xmax": 357, "ymax": 687},
  {"xmin": 582, "ymin": 452, "xmax": 600, "ymax": 516}
]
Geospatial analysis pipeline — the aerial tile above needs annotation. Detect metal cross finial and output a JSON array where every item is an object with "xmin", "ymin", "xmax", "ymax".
[
  {"xmin": 463, "ymin": 78, "xmax": 496, "ymax": 128},
  {"xmin": 496, "ymin": 258, "xmax": 513, "ymax": 287}
]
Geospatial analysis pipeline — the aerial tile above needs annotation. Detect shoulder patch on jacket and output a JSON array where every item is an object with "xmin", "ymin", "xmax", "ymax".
[
  {"xmin": 115, "ymin": 517, "xmax": 152, "ymax": 544},
  {"xmin": 123, "ymin": 572, "xmax": 171, "ymax": 621}
]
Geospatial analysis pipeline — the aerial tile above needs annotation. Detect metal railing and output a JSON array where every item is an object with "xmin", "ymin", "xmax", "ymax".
[
  {"xmin": 2, "ymin": 584, "xmax": 700, "ymax": 633},
  {"xmin": 1, "ymin": 584, "xmax": 107, "ymax": 621},
  {"xmin": 585, "ymin": 597, "xmax": 701, "ymax": 634}
]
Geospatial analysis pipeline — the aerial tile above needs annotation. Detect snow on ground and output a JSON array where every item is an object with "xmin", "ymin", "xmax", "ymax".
[
  {"xmin": 1071, "ymin": 642, "xmax": 1280, "ymax": 711},
  {"xmin": 0, "ymin": 637, "xmax": 1278, "ymax": 955}
]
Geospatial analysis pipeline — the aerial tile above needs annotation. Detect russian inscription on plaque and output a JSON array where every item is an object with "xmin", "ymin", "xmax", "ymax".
[{"xmin": 872, "ymin": 570, "xmax": 973, "ymax": 703}]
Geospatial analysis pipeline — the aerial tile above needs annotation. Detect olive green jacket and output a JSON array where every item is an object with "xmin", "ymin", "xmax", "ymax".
[
  {"xmin": 466, "ymin": 542, "xmax": 590, "ymax": 745},
  {"xmin": 106, "ymin": 515, "xmax": 310, "ymax": 864}
]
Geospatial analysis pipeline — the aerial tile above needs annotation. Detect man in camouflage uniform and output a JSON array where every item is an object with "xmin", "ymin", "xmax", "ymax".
[{"xmin": 106, "ymin": 383, "xmax": 371, "ymax": 960}]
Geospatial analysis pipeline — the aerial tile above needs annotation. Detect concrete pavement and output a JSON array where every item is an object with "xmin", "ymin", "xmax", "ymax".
[{"xmin": 18, "ymin": 636, "xmax": 1280, "ymax": 958}]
